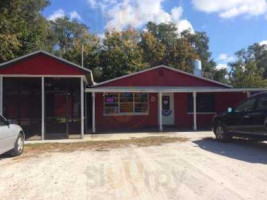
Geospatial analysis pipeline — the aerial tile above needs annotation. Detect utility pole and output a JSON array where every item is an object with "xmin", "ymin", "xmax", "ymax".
[{"xmin": 81, "ymin": 45, "xmax": 84, "ymax": 68}]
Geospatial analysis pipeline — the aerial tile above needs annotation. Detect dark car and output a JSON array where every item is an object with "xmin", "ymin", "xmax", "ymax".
[{"xmin": 212, "ymin": 92, "xmax": 267, "ymax": 142}]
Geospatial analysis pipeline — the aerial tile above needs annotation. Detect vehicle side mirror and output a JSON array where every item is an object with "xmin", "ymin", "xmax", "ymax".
[{"xmin": 227, "ymin": 107, "xmax": 233, "ymax": 113}]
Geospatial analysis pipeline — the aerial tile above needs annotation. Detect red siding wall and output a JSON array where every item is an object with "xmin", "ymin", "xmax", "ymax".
[
  {"xmin": 174, "ymin": 92, "xmax": 247, "ymax": 129},
  {"xmin": 0, "ymin": 54, "xmax": 85, "ymax": 75},
  {"xmin": 95, "ymin": 93, "xmax": 158, "ymax": 131},
  {"xmin": 96, "ymin": 67, "xmax": 228, "ymax": 88},
  {"xmin": 95, "ymin": 92, "xmax": 247, "ymax": 131}
]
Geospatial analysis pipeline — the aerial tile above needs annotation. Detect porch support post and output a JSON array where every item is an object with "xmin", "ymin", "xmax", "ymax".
[
  {"xmin": 159, "ymin": 92, "xmax": 163, "ymax": 131},
  {"xmin": 92, "ymin": 92, "xmax": 96, "ymax": 133},
  {"xmin": 247, "ymin": 91, "xmax": 251, "ymax": 98},
  {"xmin": 0, "ymin": 76, "xmax": 3, "ymax": 116},
  {"xmin": 193, "ymin": 91, "xmax": 197, "ymax": 131},
  {"xmin": 41, "ymin": 77, "xmax": 45, "ymax": 140},
  {"xmin": 81, "ymin": 77, "xmax": 84, "ymax": 139}
]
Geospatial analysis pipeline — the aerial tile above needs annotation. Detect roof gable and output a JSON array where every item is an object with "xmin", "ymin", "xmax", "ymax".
[
  {"xmin": 0, "ymin": 51, "xmax": 92, "ymax": 76},
  {"xmin": 94, "ymin": 65, "xmax": 232, "ymax": 88}
]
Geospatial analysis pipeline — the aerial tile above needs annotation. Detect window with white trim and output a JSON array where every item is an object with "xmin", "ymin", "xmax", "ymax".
[{"xmin": 104, "ymin": 93, "xmax": 149, "ymax": 115}]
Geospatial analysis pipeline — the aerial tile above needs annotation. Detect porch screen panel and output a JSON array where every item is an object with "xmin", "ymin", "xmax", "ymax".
[{"xmin": 3, "ymin": 78, "xmax": 41, "ymax": 139}]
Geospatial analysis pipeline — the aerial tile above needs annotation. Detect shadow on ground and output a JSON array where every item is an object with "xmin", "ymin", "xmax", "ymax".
[
  {"xmin": 194, "ymin": 137, "xmax": 267, "ymax": 164},
  {"xmin": 0, "ymin": 154, "xmax": 11, "ymax": 161}
]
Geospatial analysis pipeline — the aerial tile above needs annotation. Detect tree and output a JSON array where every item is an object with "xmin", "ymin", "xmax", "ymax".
[
  {"xmin": 229, "ymin": 61, "xmax": 267, "ymax": 88},
  {"xmin": 181, "ymin": 31, "xmax": 227, "ymax": 81},
  {"xmin": 139, "ymin": 31, "xmax": 166, "ymax": 66},
  {"xmin": 0, "ymin": 0, "xmax": 52, "ymax": 62},
  {"xmin": 143, "ymin": 22, "xmax": 197, "ymax": 73},
  {"xmin": 51, "ymin": 17, "xmax": 90, "ymax": 54},
  {"xmin": 229, "ymin": 44, "xmax": 267, "ymax": 87},
  {"xmin": 99, "ymin": 30, "xmax": 144, "ymax": 81}
]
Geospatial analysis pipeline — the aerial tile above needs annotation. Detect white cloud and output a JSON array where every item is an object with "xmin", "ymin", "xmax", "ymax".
[
  {"xmin": 70, "ymin": 11, "xmax": 82, "ymax": 21},
  {"xmin": 259, "ymin": 40, "xmax": 267, "ymax": 46},
  {"xmin": 218, "ymin": 53, "xmax": 235, "ymax": 62},
  {"xmin": 48, "ymin": 9, "xmax": 65, "ymax": 21},
  {"xmin": 216, "ymin": 53, "xmax": 236, "ymax": 71},
  {"xmin": 48, "ymin": 9, "xmax": 82, "ymax": 22},
  {"xmin": 87, "ymin": 0, "xmax": 97, "ymax": 8},
  {"xmin": 191, "ymin": 0, "xmax": 267, "ymax": 19},
  {"xmin": 88, "ymin": 0, "xmax": 194, "ymax": 33},
  {"xmin": 216, "ymin": 63, "xmax": 228, "ymax": 70}
]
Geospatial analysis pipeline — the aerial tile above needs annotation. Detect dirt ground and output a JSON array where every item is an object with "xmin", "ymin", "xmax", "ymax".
[{"xmin": 1, "ymin": 132, "xmax": 267, "ymax": 200}]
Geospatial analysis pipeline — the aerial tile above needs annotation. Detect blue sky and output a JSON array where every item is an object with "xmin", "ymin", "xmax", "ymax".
[{"xmin": 43, "ymin": 0, "xmax": 267, "ymax": 69}]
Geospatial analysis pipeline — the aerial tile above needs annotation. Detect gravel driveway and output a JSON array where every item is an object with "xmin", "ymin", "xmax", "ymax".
[{"xmin": 1, "ymin": 132, "xmax": 267, "ymax": 200}]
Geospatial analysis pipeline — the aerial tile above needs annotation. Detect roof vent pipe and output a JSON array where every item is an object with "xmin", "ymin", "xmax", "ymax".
[{"xmin": 193, "ymin": 59, "xmax": 202, "ymax": 77}]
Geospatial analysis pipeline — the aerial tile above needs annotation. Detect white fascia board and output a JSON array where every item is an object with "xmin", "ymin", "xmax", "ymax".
[
  {"xmin": 85, "ymin": 87, "xmax": 267, "ymax": 93},
  {"xmin": 92, "ymin": 65, "xmax": 232, "ymax": 88},
  {"xmin": 0, "ymin": 50, "xmax": 92, "ymax": 73}
]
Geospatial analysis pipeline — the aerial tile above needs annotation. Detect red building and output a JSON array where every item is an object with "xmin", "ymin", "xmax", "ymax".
[
  {"xmin": 0, "ymin": 51, "xmax": 93, "ymax": 140},
  {"xmin": 0, "ymin": 51, "xmax": 265, "ymax": 140},
  {"xmin": 87, "ymin": 65, "xmax": 264, "ymax": 133}
]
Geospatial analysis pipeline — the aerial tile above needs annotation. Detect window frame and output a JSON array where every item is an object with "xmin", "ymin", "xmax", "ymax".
[
  {"xmin": 103, "ymin": 93, "xmax": 149, "ymax": 116},
  {"xmin": 187, "ymin": 93, "xmax": 216, "ymax": 114}
]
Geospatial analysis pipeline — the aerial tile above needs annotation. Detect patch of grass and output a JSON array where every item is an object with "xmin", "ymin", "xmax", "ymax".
[{"xmin": 25, "ymin": 136, "xmax": 188, "ymax": 154}]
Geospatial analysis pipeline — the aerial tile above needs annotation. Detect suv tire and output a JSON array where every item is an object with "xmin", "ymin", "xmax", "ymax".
[{"xmin": 215, "ymin": 123, "xmax": 232, "ymax": 142}]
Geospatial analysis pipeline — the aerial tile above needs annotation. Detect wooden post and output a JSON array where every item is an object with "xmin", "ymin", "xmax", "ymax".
[
  {"xmin": 81, "ymin": 77, "xmax": 84, "ymax": 138},
  {"xmin": 193, "ymin": 92, "xmax": 197, "ymax": 131},
  {"xmin": 41, "ymin": 77, "xmax": 45, "ymax": 140},
  {"xmin": 92, "ymin": 92, "xmax": 96, "ymax": 133},
  {"xmin": 159, "ymin": 92, "xmax": 163, "ymax": 131},
  {"xmin": 0, "ymin": 76, "xmax": 3, "ymax": 116}
]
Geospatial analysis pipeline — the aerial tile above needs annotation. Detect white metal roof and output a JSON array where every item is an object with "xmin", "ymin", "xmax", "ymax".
[
  {"xmin": 93, "ymin": 65, "xmax": 232, "ymax": 88},
  {"xmin": 85, "ymin": 86, "xmax": 267, "ymax": 93}
]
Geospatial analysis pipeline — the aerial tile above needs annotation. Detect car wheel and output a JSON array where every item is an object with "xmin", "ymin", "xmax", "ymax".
[
  {"xmin": 9, "ymin": 132, "xmax": 24, "ymax": 157},
  {"xmin": 215, "ymin": 123, "xmax": 232, "ymax": 142}
]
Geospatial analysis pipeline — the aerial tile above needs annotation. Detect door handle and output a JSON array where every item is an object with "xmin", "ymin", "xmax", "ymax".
[{"xmin": 243, "ymin": 115, "xmax": 250, "ymax": 119}]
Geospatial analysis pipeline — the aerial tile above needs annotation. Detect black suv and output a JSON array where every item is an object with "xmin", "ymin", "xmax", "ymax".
[{"xmin": 212, "ymin": 92, "xmax": 267, "ymax": 142}]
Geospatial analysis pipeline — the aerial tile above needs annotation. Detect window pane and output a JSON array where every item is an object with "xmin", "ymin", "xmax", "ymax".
[
  {"xmin": 119, "ymin": 93, "xmax": 133, "ymax": 113},
  {"xmin": 187, "ymin": 94, "xmax": 215, "ymax": 113},
  {"xmin": 120, "ymin": 103, "xmax": 133, "ymax": 112},
  {"xmin": 135, "ymin": 103, "xmax": 148, "ymax": 112},
  {"xmin": 104, "ymin": 93, "xmax": 149, "ymax": 115},
  {"xmin": 256, "ymin": 96, "xmax": 267, "ymax": 111},
  {"xmin": 104, "ymin": 93, "xmax": 119, "ymax": 114},
  {"xmin": 105, "ymin": 93, "xmax": 118, "ymax": 104},
  {"xmin": 235, "ymin": 98, "xmax": 256, "ymax": 112},
  {"xmin": 135, "ymin": 93, "xmax": 148, "ymax": 102},
  {"xmin": 134, "ymin": 93, "xmax": 148, "ymax": 113},
  {"xmin": 120, "ymin": 93, "xmax": 133, "ymax": 102}
]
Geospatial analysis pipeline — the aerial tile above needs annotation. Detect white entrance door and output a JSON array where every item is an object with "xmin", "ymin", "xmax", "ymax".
[{"xmin": 162, "ymin": 93, "xmax": 174, "ymax": 125}]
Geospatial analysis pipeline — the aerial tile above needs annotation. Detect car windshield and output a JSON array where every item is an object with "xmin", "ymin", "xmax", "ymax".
[{"xmin": 235, "ymin": 98, "xmax": 256, "ymax": 112}]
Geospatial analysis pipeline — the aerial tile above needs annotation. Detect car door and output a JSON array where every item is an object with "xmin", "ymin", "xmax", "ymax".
[
  {"xmin": 249, "ymin": 94, "xmax": 267, "ymax": 135},
  {"xmin": 0, "ymin": 116, "xmax": 13, "ymax": 154},
  {"xmin": 226, "ymin": 97, "xmax": 257, "ymax": 134}
]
